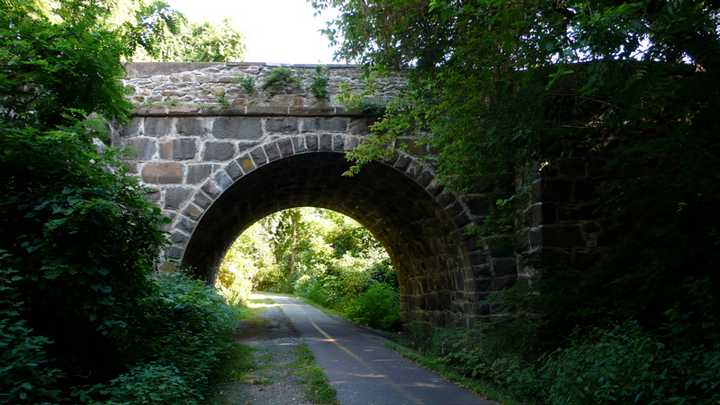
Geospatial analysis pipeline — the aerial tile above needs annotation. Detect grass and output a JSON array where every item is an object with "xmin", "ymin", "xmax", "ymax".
[
  {"xmin": 385, "ymin": 341, "xmax": 525, "ymax": 405},
  {"xmin": 291, "ymin": 344, "xmax": 339, "ymax": 405}
]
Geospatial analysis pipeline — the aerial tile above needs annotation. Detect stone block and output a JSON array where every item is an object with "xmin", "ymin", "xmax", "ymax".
[
  {"xmin": 123, "ymin": 117, "xmax": 143, "ymax": 137},
  {"xmin": 332, "ymin": 134, "xmax": 344, "ymax": 151},
  {"xmin": 426, "ymin": 180, "xmax": 444, "ymax": 197},
  {"xmin": 292, "ymin": 136, "xmax": 307, "ymax": 153},
  {"xmin": 249, "ymin": 147, "xmax": 268, "ymax": 166},
  {"xmin": 177, "ymin": 216, "xmax": 196, "ymax": 234},
  {"xmin": 318, "ymin": 134, "xmax": 332, "ymax": 151},
  {"xmin": 186, "ymin": 164, "xmax": 212, "ymax": 184},
  {"xmin": 263, "ymin": 143, "xmax": 281, "ymax": 162},
  {"xmin": 164, "ymin": 187, "xmax": 192, "ymax": 209},
  {"xmin": 237, "ymin": 142, "xmax": 257, "ymax": 154},
  {"xmin": 141, "ymin": 162, "xmax": 183, "ymax": 184},
  {"xmin": 405, "ymin": 160, "xmax": 420, "ymax": 179},
  {"xmin": 417, "ymin": 170, "xmax": 433, "ymax": 188},
  {"xmin": 237, "ymin": 154, "xmax": 256, "ymax": 172},
  {"xmin": 203, "ymin": 142, "xmax": 235, "ymax": 161},
  {"xmin": 193, "ymin": 192, "xmax": 212, "ymax": 209},
  {"xmin": 393, "ymin": 155, "xmax": 410, "ymax": 170},
  {"xmin": 225, "ymin": 160, "xmax": 243, "ymax": 179},
  {"xmin": 175, "ymin": 117, "xmax": 208, "ymax": 136},
  {"xmin": 126, "ymin": 138, "xmax": 156, "ymax": 160},
  {"xmin": 201, "ymin": 180, "xmax": 222, "ymax": 197},
  {"xmin": 144, "ymin": 188, "xmax": 161, "ymax": 203},
  {"xmin": 166, "ymin": 246, "xmax": 183, "ymax": 260},
  {"xmin": 144, "ymin": 117, "xmax": 173, "ymax": 137},
  {"xmin": 305, "ymin": 134, "xmax": 318, "ymax": 151},
  {"xmin": 277, "ymin": 138, "xmax": 294, "ymax": 157},
  {"xmin": 183, "ymin": 203, "xmax": 203, "ymax": 220},
  {"xmin": 300, "ymin": 117, "xmax": 348, "ymax": 133},
  {"xmin": 214, "ymin": 170, "xmax": 233, "ymax": 190},
  {"xmin": 436, "ymin": 191, "xmax": 455, "ymax": 208},
  {"xmin": 159, "ymin": 138, "xmax": 197, "ymax": 160},
  {"xmin": 170, "ymin": 231, "xmax": 188, "ymax": 244},
  {"xmin": 212, "ymin": 117, "xmax": 262, "ymax": 139},
  {"xmin": 344, "ymin": 136, "xmax": 359, "ymax": 151},
  {"xmin": 265, "ymin": 118, "xmax": 298, "ymax": 134},
  {"xmin": 527, "ymin": 202, "xmax": 556, "ymax": 225},
  {"xmin": 348, "ymin": 118, "xmax": 370, "ymax": 135}
]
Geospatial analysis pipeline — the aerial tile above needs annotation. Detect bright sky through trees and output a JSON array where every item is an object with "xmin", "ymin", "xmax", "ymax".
[{"xmin": 166, "ymin": 0, "xmax": 338, "ymax": 63}]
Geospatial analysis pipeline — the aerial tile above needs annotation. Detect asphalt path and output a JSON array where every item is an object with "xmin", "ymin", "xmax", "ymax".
[{"xmin": 262, "ymin": 293, "xmax": 495, "ymax": 405}]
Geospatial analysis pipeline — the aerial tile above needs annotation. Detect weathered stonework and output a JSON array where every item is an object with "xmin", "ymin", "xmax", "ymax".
[{"xmin": 117, "ymin": 63, "xmax": 517, "ymax": 327}]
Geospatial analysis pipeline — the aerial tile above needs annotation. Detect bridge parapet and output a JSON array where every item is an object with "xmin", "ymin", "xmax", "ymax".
[{"xmin": 123, "ymin": 62, "xmax": 404, "ymax": 115}]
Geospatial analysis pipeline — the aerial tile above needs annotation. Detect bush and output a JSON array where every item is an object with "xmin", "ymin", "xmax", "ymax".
[
  {"xmin": 96, "ymin": 363, "xmax": 197, "ymax": 404},
  {"xmin": 0, "ymin": 264, "xmax": 64, "ymax": 404},
  {"xmin": 124, "ymin": 272, "xmax": 238, "ymax": 397},
  {"xmin": 541, "ymin": 322, "xmax": 720, "ymax": 405},
  {"xmin": 347, "ymin": 283, "xmax": 401, "ymax": 331}
]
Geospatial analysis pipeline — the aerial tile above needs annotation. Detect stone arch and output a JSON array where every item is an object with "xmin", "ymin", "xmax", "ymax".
[
  {"xmin": 118, "ymin": 63, "xmax": 525, "ymax": 326},
  {"xmin": 161, "ymin": 133, "xmax": 505, "ymax": 325}
]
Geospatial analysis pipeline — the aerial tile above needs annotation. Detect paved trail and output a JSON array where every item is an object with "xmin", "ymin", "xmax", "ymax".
[{"xmin": 263, "ymin": 293, "xmax": 495, "ymax": 405}]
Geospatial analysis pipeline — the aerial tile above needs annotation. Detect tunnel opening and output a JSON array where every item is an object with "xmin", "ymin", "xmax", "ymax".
[
  {"xmin": 216, "ymin": 207, "xmax": 400, "ymax": 330},
  {"xmin": 182, "ymin": 151, "xmax": 473, "ymax": 325}
]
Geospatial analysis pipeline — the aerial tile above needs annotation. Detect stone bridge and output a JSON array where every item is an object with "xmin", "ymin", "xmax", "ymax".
[{"xmin": 115, "ymin": 63, "xmax": 600, "ymax": 326}]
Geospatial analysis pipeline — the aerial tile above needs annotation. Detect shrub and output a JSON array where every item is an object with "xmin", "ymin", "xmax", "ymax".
[
  {"xmin": 236, "ymin": 75, "xmax": 256, "ymax": 94},
  {"xmin": 96, "ymin": 363, "xmax": 198, "ymax": 404},
  {"xmin": 309, "ymin": 66, "xmax": 329, "ymax": 99},
  {"xmin": 262, "ymin": 67, "xmax": 300, "ymax": 93},
  {"xmin": 541, "ymin": 322, "xmax": 720, "ymax": 404},
  {"xmin": 124, "ymin": 272, "xmax": 238, "ymax": 397},
  {"xmin": 348, "ymin": 283, "xmax": 401, "ymax": 331}
]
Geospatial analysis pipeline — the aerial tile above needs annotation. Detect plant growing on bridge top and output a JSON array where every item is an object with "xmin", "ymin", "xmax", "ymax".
[
  {"xmin": 262, "ymin": 67, "xmax": 300, "ymax": 94},
  {"xmin": 236, "ymin": 75, "xmax": 256, "ymax": 94},
  {"xmin": 310, "ymin": 65, "xmax": 330, "ymax": 99}
]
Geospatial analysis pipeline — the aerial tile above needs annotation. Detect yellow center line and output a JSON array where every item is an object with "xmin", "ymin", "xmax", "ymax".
[{"xmin": 296, "ymin": 302, "xmax": 425, "ymax": 405}]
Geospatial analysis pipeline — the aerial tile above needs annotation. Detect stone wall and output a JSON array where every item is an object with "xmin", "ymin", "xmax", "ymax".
[
  {"xmin": 123, "ymin": 62, "xmax": 404, "ymax": 114},
  {"xmin": 517, "ymin": 157, "xmax": 607, "ymax": 284}
]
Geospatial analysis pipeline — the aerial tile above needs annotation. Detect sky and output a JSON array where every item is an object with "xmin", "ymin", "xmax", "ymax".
[{"xmin": 166, "ymin": 0, "xmax": 340, "ymax": 64}]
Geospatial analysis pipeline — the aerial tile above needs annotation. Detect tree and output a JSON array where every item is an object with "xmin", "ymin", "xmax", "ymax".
[
  {"xmin": 151, "ymin": 18, "xmax": 245, "ymax": 62},
  {"xmin": 0, "ymin": 0, "xmax": 168, "ymax": 399},
  {"xmin": 312, "ymin": 0, "xmax": 720, "ymax": 396}
]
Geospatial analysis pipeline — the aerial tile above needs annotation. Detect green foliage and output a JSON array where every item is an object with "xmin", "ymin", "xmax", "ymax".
[
  {"xmin": 149, "ymin": 18, "xmax": 245, "ymax": 62},
  {"xmin": 310, "ymin": 66, "xmax": 330, "ymax": 99},
  {"xmin": 0, "ymin": 2, "xmax": 133, "ymax": 127},
  {"xmin": 346, "ymin": 283, "xmax": 400, "ymax": 331},
  {"xmin": 118, "ymin": 272, "xmax": 238, "ymax": 401},
  {"xmin": 0, "ymin": 2, "xmax": 241, "ymax": 401},
  {"xmin": 262, "ymin": 67, "xmax": 300, "ymax": 93},
  {"xmin": 316, "ymin": 1, "xmax": 720, "ymax": 402},
  {"xmin": 0, "ymin": 266, "xmax": 63, "ymax": 404},
  {"xmin": 216, "ymin": 93, "xmax": 231, "ymax": 108},
  {"xmin": 219, "ymin": 208, "xmax": 400, "ymax": 331},
  {"xmin": 96, "ymin": 363, "xmax": 196, "ymax": 404},
  {"xmin": 236, "ymin": 75, "xmax": 256, "ymax": 94}
]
